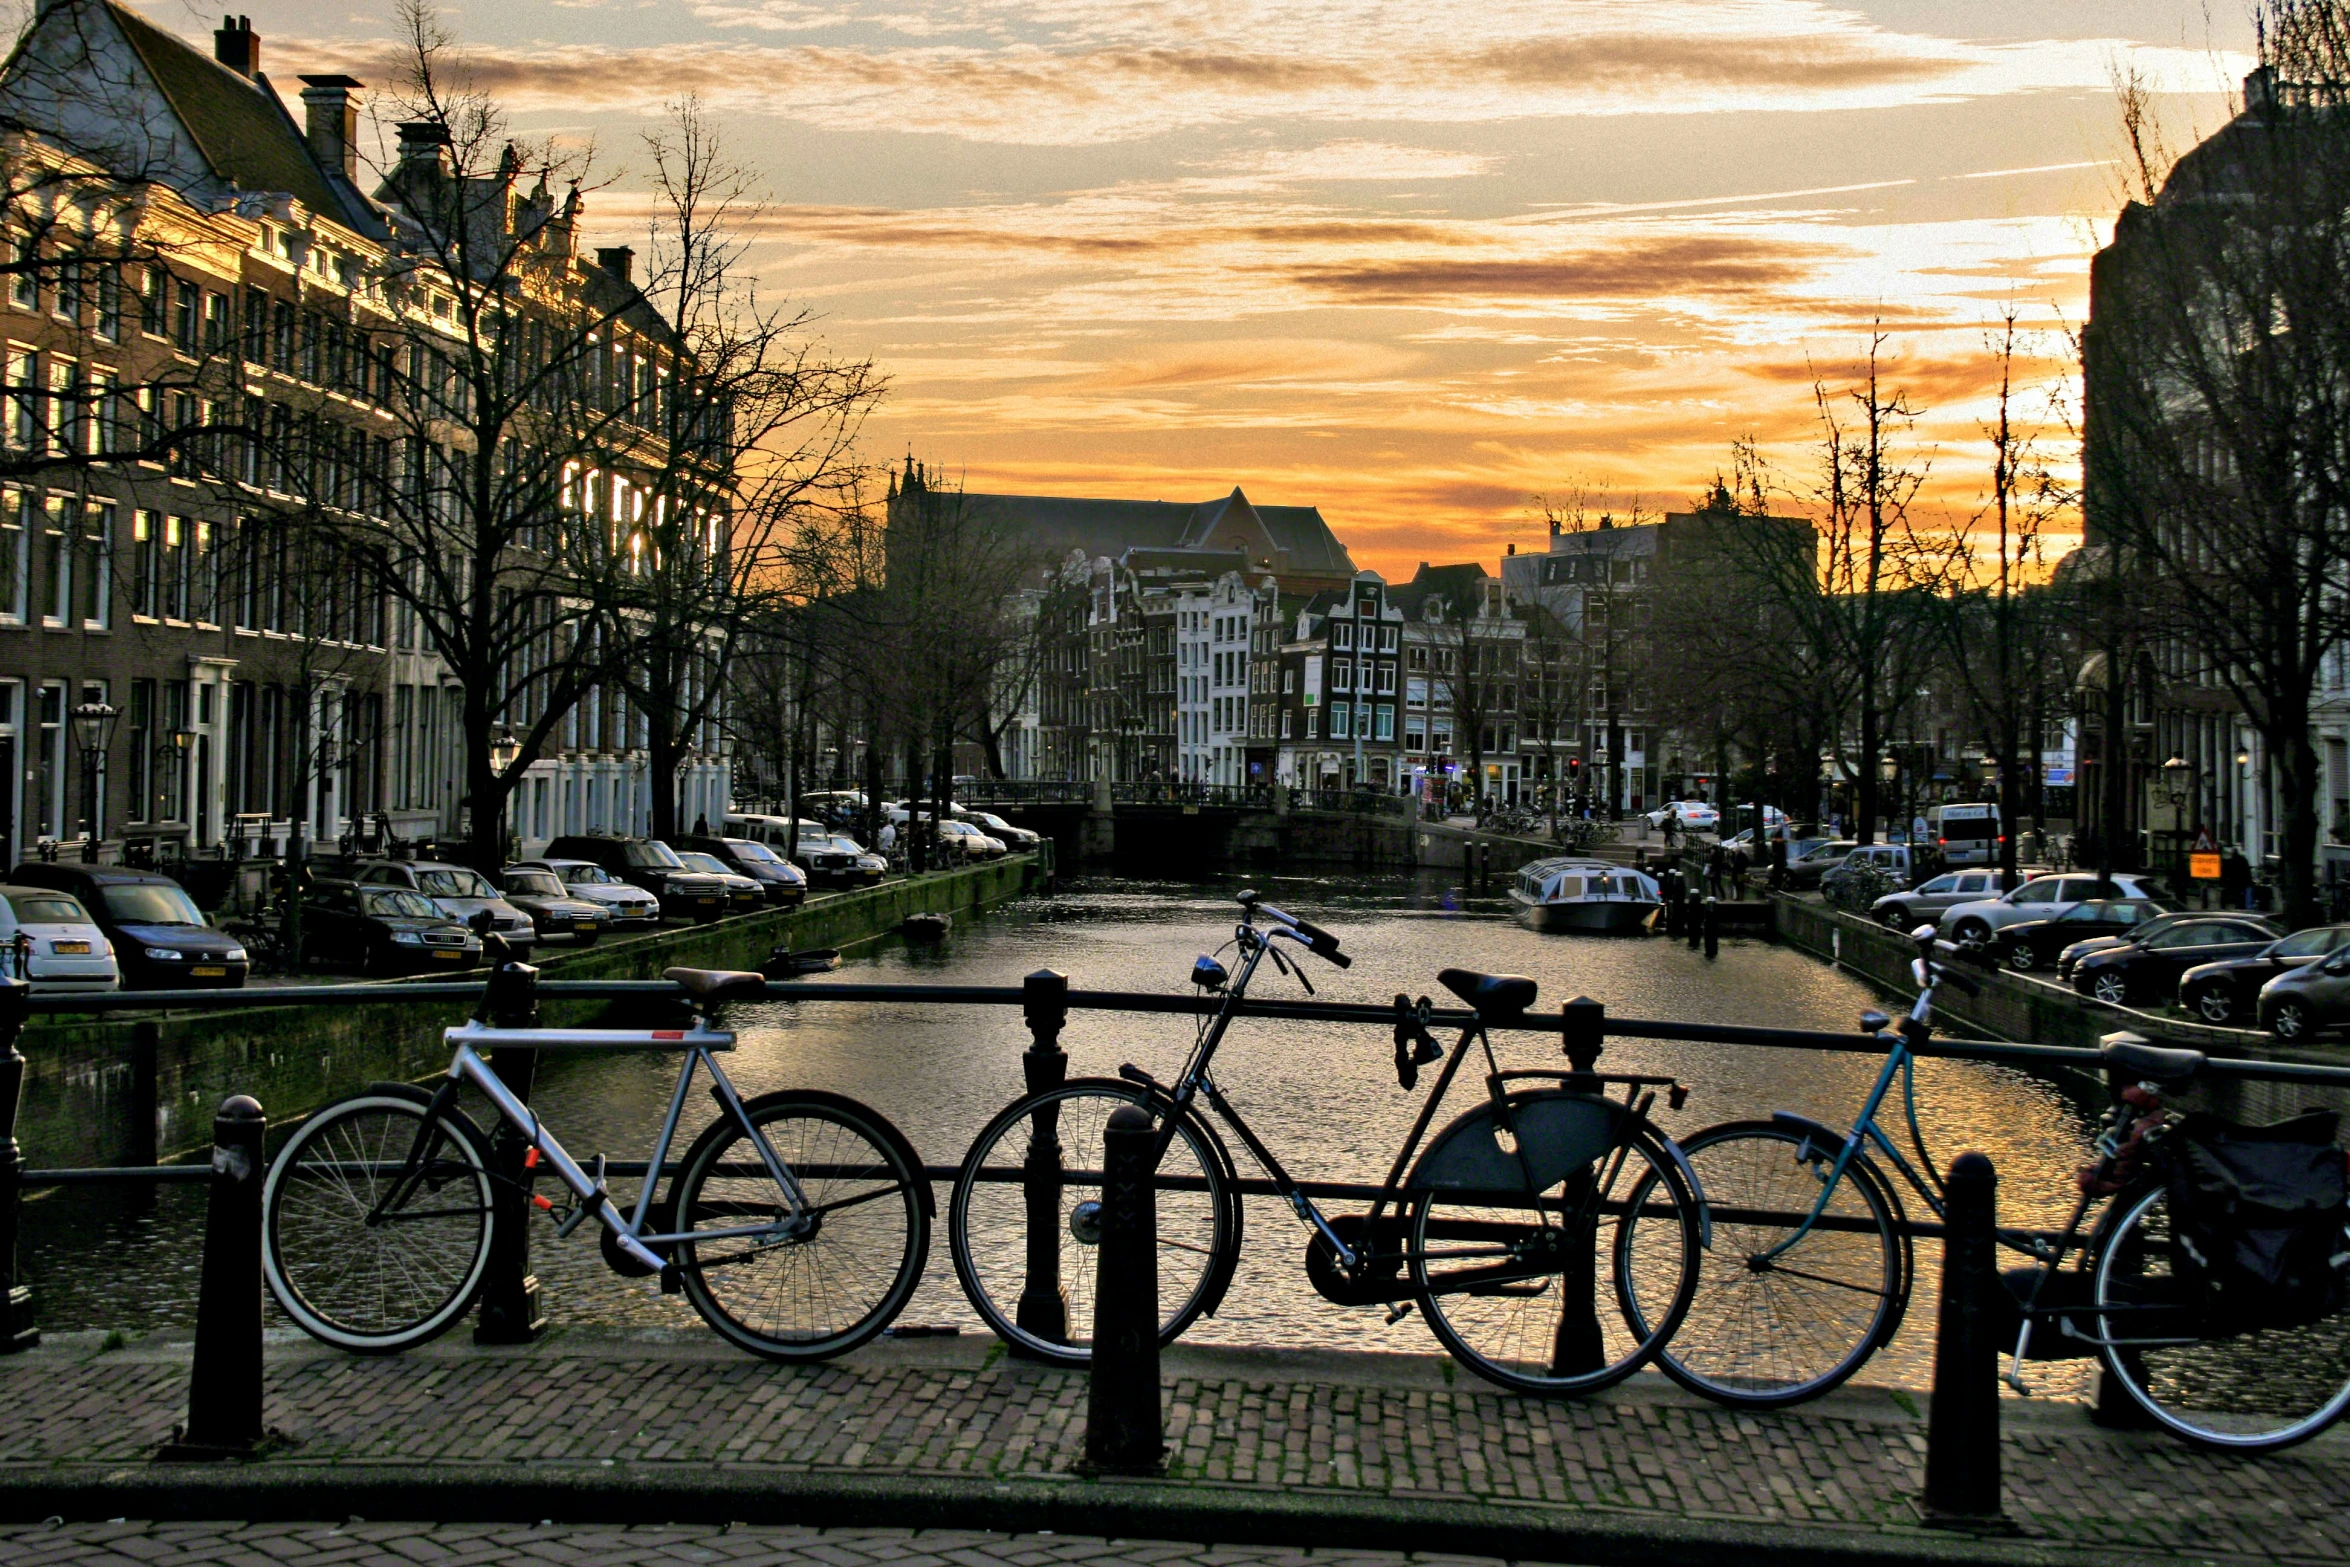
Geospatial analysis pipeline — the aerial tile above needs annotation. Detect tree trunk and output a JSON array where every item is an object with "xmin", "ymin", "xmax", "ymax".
[
  {"xmin": 1996, "ymin": 711, "xmax": 2022, "ymax": 891},
  {"xmin": 647, "ymin": 721, "xmax": 681, "ymax": 841},
  {"xmin": 1855, "ymin": 698, "xmax": 1880, "ymax": 844},
  {"xmin": 2273, "ymin": 705, "xmax": 2321, "ymax": 929},
  {"xmin": 905, "ymin": 735, "xmax": 926, "ymax": 873},
  {"xmin": 2098, "ymin": 648, "xmax": 2129, "ymax": 880},
  {"xmin": 862, "ymin": 713, "xmax": 883, "ymax": 859}
]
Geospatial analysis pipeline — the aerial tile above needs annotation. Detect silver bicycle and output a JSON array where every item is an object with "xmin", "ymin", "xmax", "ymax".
[{"xmin": 261, "ymin": 950, "xmax": 930, "ymax": 1359}]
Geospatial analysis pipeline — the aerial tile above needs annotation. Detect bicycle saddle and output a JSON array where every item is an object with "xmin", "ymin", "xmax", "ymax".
[
  {"xmin": 2099, "ymin": 1032, "xmax": 2205, "ymax": 1082},
  {"xmin": 1438, "ymin": 968, "xmax": 1537, "ymax": 1018},
  {"xmin": 664, "ymin": 967, "xmax": 768, "ymax": 1003}
]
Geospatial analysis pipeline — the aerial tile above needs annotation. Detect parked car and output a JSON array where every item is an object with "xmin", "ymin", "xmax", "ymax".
[
  {"xmin": 672, "ymin": 835, "xmax": 808, "ymax": 907},
  {"xmin": 515, "ymin": 859, "xmax": 663, "ymax": 930},
  {"xmin": 965, "ymin": 810, "xmax": 1043, "ymax": 852},
  {"xmin": 541, "ymin": 835, "xmax": 729, "ymax": 922},
  {"xmin": 2070, "ymin": 915, "xmax": 2282, "ymax": 1007},
  {"xmin": 1645, "ymin": 801, "xmax": 1720, "ymax": 832},
  {"xmin": 2260, "ymin": 945, "xmax": 2350, "ymax": 1041},
  {"xmin": 931, "ymin": 820, "xmax": 1006, "ymax": 861},
  {"xmin": 300, "ymin": 881, "xmax": 482, "ymax": 975},
  {"xmin": 493, "ymin": 865, "xmax": 611, "ymax": 946},
  {"xmin": 2055, "ymin": 910, "xmax": 2215, "ymax": 981},
  {"xmin": 2178, "ymin": 924, "xmax": 2350, "ymax": 1027},
  {"xmin": 351, "ymin": 861, "xmax": 537, "ymax": 955},
  {"xmin": 0, "ymin": 885, "xmax": 117, "ymax": 992},
  {"xmin": 1778, "ymin": 840, "xmax": 1856, "ymax": 890},
  {"xmin": 1995, "ymin": 898, "xmax": 2171, "ymax": 973},
  {"xmin": 670, "ymin": 851, "xmax": 765, "ymax": 916},
  {"xmin": 1870, "ymin": 868, "xmax": 2005, "ymax": 930},
  {"xmin": 793, "ymin": 832, "xmax": 886, "ymax": 887},
  {"xmin": 1819, "ymin": 843, "xmax": 1914, "ymax": 901},
  {"xmin": 1936, "ymin": 873, "xmax": 2167, "ymax": 947},
  {"xmin": 7, "ymin": 864, "xmax": 248, "ymax": 989}
]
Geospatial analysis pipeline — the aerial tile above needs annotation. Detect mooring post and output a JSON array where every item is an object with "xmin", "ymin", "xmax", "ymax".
[
  {"xmin": 1085, "ymin": 1104, "xmax": 1164, "ymax": 1472},
  {"xmin": 1685, "ymin": 886, "xmax": 1701, "ymax": 949},
  {"xmin": 1922, "ymin": 1151, "xmax": 2003, "ymax": 1524},
  {"xmin": 475, "ymin": 948, "xmax": 547, "ymax": 1345},
  {"xmin": 0, "ymin": 978, "xmax": 34, "ymax": 1353},
  {"xmin": 1703, "ymin": 896, "xmax": 1720, "ymax": 958},
  {"xmin": 161, "ymin": 1094, "xmax": 266, "ymax": 1458},
  {"xmin": 1016, "ymin": 967, "xmax": 1071, "ymax": 1349}
]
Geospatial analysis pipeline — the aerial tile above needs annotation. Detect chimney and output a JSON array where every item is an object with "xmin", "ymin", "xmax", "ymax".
[
  {"xmin": 298, "ymin": 75, "xmax": 364, "ymax": 182},
  {"xmin": 214, "ymin": 14, "xmax": 258, "ymax": 77},
  {"xmin": 2245, "ymin": 63, "xmax": 2279, "ymax": 116},
  {"xmin": 395, "ymin": 119, "xmax": 452, "ymax": 176},
  {"xmin": 596, "ymin": 246, "xmax": 634, "ymax": 284}
]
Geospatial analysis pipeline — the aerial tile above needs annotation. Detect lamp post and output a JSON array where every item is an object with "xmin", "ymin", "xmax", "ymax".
[
  {"xmin": 70, "ymin": 703, "xmax": 118, "ymax": 863},
  {"xmin": 489, "ymin": 728, "xmax": 522, "ymax": 862},
  {"xmin": 1880, "ymin": 752, "xmax": 1900, "ymax": 844}
]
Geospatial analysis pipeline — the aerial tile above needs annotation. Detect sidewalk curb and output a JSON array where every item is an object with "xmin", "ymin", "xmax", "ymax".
[{"xmin": 0, "ymin": 1463, "xmax": 2175, "ymax": 1567}]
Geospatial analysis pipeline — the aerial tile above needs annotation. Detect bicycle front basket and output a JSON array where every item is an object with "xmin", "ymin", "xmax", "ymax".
[{"xmin": 2164, "ymin": 1110, "xmax": 2350, "ymax": 1334}]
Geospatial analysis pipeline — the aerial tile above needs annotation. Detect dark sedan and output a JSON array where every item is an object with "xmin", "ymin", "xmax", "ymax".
[
  {"xmin": 300, "ymin": 882, "xmax": 482, "ymax": 976},
  {"xmin": 673, "ymin": 835, "xmax": 808, "ymax": 907},
  {"xmin": 2056, "ymin": 910, "xmax": 2215, "ymax": 981},
  {"xmin": 2177, "ymin": 924, "xmax": 2350, "ymax": 1027},
  {"xmin": 7, "ymin": 863, "xmax": 248, "ymax": 988},
  {"xmin": 494, "ymin": 865, "xmax": 611, "ymax": 946},
  {"xmin": 2070, "ymin": 916, "xmax": 2283, "ymax": 1007},
  {"xmin": 1997, "ymin": 899, "xmax": 2169, "ymax": 973}
]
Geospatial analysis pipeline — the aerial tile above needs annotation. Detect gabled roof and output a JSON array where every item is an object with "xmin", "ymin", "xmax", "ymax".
[
  {"xmin": 97, "ymin": 0, "xmax": 375, "ymax": 232},
  {"xmin": 911, "ymin": 483, "xmax": 1355, "ymax": 585},
  {"xmin": 1388, "ymin": 562, "xmax": 1492, "ymax": 620}
]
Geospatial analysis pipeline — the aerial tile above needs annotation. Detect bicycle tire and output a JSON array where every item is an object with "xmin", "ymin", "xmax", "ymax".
[
  {"xmin": 1636, "ymin": 1120, "xmax": 1907, "ymax": 1408},
  {"xmin": 2092, "ymin": 1181, "xmax": 2350, "ymax": 1451},
  {"xmin": 262, "ymin": 1089, "xmax": 497, "ymax": 1353},
  {"xmin": 949, "ymin": 1079, "xmax": 1236, "ymax": 1365},
  {"xmin": 671, "ymin": 1090, "xmax": 928, "ymax": 1362},
  {"xmin": 1412, "ymin": 1126, "xmax": 1701, "ymax": 1396}
]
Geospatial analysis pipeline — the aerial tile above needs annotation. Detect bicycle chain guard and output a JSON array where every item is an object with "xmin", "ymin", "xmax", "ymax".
[{"xmin": 1305, "ymin": 1212, "xmax": 1414, "ymax": 1305}]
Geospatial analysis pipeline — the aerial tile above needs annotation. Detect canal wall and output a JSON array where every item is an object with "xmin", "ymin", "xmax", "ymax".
[
  {"xmin": 13, "ymin": 855, "xmax": 1043, "ymax": 1170},
  {"xmin": 1769, "ymin": 891, "xmax": 2350, "ymax": 1123}
]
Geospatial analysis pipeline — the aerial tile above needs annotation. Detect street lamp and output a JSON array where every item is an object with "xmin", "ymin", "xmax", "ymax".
[
  {"xmin": 70, "ymin": 702, "xmax": 117, "ymax": 862},
  {"xmin": 490, "ymin": 727, "xmax": 522, "ymax": 777}
]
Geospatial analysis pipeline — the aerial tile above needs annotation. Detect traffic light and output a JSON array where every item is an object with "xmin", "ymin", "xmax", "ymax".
[{"xmin": 1567, "ymin": 757, "xmax": 1582, "ymax": 779}]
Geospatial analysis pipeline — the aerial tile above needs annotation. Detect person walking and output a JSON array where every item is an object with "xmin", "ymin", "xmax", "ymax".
[{"xmin": 1706, "ymin": 843, "xmax": 1728, "ymax": 899}]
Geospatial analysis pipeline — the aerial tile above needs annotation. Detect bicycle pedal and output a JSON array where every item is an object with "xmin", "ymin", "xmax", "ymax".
[{"xmin": 1384, "ymin": 1302, "xmax": 1414, "ymax": 1325}]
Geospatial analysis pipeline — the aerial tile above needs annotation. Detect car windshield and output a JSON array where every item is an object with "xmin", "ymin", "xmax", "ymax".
[
  {"xmin": 4, "ymin": 893, "xmax": 85, "ymax": 924},
  {"xmin": 676, "ymin": 852, "xmax": 731, "ymax": 875},
  {"xmin": 502, "ymin": 871, "xmax": 563, "ymax": 897},
  {"xmin": 100, "ymin": 883, "xmax": 204, "ymax": 926},
  {"xmin": 362, "ymin": 888, "xmax": 443, "ymax": 920},
  {"xmin": 2272, "ymin": 927, "xmax": 2340, "ymax": 958},
  {"xmin": 560, "ymin": 864, "xmax": 618, "ymax": 885},
  {"xmin": 726, "ymin": 841, "xmax": 782, "ymax": 865},
  {"xmin": 416, "ymin": 868, "xmax": 494, "ymax": 899},
  {"xmin": 828, "ymin": 838, "xmax": 864, "ymax": 854},
  {"xmin": 624, "ymin": 841, "xmax": 686, "ymax": 870}
]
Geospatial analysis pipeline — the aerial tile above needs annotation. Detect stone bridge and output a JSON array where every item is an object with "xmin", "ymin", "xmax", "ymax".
[{"xmin": 961, "ymin": 782, "xmax": 1415, "ymax": 870}]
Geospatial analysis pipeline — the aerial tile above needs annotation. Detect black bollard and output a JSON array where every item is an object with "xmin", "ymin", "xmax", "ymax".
[
  {"xmin": 1703, "ymin": 896, "xmax": 1719, "ymax": 959},
  {"xmin": 1016, "ymin": 968, "xmax": 1071, "ymax": 1349},
  {"xmin": 160, "ymin": 1095, "xmax": 266, "ymax": 1458},
  {"xmin": 1685, "ymin": 886, "xmax": 1701, "ymax": 950},
  {"xmin": 1085, "ymin": 1104, "xmax": 1164, "ymax": 1472},
  {"xmin": 475, "ymin": 948, "xmax": 547, "ymax": 1344},
  {"xmin": 0, "ymin": 979, "xmax": 34, "ymax": 1353},
  {"xmin": 1922, "ymin": 1152, "xmax": 2003, "ymax": 1525},
  {"xmin": 1662, "ymin": 870, "xmax": 1682, "ymax": 935}
]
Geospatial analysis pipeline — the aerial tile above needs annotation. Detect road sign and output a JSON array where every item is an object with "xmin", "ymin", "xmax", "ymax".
[
  {"xmin": 2191, "ymin": 824, "xmax": 2218, "ymax": 854},
  {"xmin": 2190, "ymin": 851, "xmax": 2223, "ymax": 881}
]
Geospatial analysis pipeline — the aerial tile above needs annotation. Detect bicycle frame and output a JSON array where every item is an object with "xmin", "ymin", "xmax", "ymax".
[{"xmin": 380, "ymin": 1016, "xmax": 812, "ymax": 1276}]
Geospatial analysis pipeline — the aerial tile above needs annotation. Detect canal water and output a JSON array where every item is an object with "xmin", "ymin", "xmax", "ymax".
[{"xmin": 24, "ymin": 870, "xmax": 2102, "ymax": 1396}]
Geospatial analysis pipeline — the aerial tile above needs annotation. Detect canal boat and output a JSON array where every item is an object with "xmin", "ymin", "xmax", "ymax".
[{"xmin": 1508, "ymin": 858, "xmax": 1663, "ymax": 935}]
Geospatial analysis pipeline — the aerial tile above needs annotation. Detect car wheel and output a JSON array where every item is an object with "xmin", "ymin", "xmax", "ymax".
[
  {"xmin": 2091, "ymin": 971, "xmax": 2130, "ymax": 1007},
  {"xmin": 2272, "ymin": 998, "xmax": 2311, "ymax": 1041},
  {"xmin": 1954, "ymin": 918, "xmax": 1991, "ymax": 948},
  {"xmin": 1880, "ymin": 905, "xmax": 1910, "ymax": 930},
  {"xmin": 2005, "ymin": 941, "xmax": 2035, "ymax": 973},
  {"xmin": 2192, "ymin": 987, "xmax": 2236, "ymax": 1026}
]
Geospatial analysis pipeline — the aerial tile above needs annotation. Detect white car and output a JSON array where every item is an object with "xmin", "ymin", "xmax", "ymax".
[
  {"xmin": 1646, "ymin": 801, "xmax": 1719, "ymax": 832},
  {"xmin": 935, "ymin": 820, "xmax": 1006, "ymax": 859},
  {"xmin": 1936, "ymin": 872, "xmax": 2167, "ymax": 947},
  {"xmin": 0, "ymin": 884, "xmax": 119, "ymax": 992}
]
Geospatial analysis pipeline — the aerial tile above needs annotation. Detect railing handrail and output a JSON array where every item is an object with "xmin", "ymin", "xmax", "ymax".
[{"xmin": 26, "ymin": 974, "xmax": 2350, "ymax": 1086}]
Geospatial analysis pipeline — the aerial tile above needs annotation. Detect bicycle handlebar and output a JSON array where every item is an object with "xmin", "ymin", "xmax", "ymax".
[{"xmin": 1245, "ymin": 895, "xmax": 1352, "ymax": 967}]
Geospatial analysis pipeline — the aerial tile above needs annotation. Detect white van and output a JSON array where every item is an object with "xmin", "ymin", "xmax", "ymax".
[{"xmin": 1926, "ymin": 803, "xmax": 2002, "ymax": 867}]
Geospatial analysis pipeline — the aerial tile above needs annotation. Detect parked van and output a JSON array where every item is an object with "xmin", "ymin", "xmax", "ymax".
[{"xmin": 1926, "ymin": 803, "xmax": 2002, "ymax": 867}]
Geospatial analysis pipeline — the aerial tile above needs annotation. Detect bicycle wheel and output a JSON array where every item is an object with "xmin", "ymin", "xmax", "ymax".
[
  {"xmin": 671, "ymin": 1090, "xmax": 928, "ymax": 1361},
  {"xmin": 1413, "ymin": 1127, "xmax": 1700, "ymax": 1396},
  {"xmin": 262, "ymin": 1091, "xmax": 496, "ymax": 1352},
  {"xmin": 2092, "ymin": 1182, "xmax": 2350, "ymax": 1450},
  {"xmin": 1636, "ymin": 1121, "xmax": 1906, "ymax": 1407},
  {"xmin": 950, "ymin": 1079, "xmax": 1234, "ymax": 1364}
]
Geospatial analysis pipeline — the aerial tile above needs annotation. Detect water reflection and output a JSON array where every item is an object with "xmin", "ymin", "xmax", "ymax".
[{"xmin": 20, "ymin": 870, "xmax": 2099, "ymax": 1395}]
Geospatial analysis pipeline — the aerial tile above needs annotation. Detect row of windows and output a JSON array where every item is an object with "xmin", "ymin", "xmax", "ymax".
[{"xmin": 1329, "ymin": 621, "xmax": 1397, "ymax": 652}]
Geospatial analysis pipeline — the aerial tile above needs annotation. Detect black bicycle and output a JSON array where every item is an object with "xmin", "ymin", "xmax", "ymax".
[{"xmin": 946, "ymin": 891, "xmax": 1707, "ymax": 1394}]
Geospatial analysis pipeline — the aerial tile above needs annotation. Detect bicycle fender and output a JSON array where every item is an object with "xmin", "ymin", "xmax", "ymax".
[
  {"xmin": 715, "ymin": 1088, "xmax": 936, "ymax": 1218},
  {"xmin": 1768, "ymin": 1111, "xmax": 1855, "ymax": 1163}
]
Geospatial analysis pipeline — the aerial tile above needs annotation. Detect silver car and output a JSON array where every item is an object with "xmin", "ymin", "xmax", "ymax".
[
  {"xmin": 1870, "ymin": 868, "xmax": 2002, "ymax": 929},
  {"xmin": 357, "ymin": 861, "xmax": 537, "ymax": 955},
  {"xmin": 1936, "ymin": 872, "xmax": 2165, "ymax": 947}
]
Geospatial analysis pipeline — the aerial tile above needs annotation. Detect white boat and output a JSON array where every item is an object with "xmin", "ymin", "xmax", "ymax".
[{"xmin": 1508, "ymin": 858, "xmax": 1663, "ymax": 935}]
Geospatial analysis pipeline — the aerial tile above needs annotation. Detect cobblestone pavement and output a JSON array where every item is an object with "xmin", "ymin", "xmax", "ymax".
[
  {"xmin": 0, "ymin": 1333, "xmax": 2342, "ymax": 1564},
  {"xmin": 0, "ymin": 1520, "xmax": 1521, "ymax": 1567}
]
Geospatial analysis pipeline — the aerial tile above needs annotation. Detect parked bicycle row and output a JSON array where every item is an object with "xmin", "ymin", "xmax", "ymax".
[{"xmin": 257, "ymin": 892, "xmax": 2350, "ymax": 1455}]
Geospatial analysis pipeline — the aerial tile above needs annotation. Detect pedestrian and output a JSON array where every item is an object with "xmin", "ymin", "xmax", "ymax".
[
  {"xmin": 693, "ymin": 813, "xmax": 709, "ymax": 836},
  {"xmin": 878, "ymin": 818, "xmax": 897, "ymax": 853},
  {"xmin": 1661, "ymin": 808, "xmax": 1679, "ymax": 848},
  {"xmin": 1706, "ymin": 843, "xmax": 1727, "ymax": 899}
]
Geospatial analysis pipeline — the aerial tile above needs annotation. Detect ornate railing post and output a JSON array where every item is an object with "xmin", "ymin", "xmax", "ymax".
[
  {"xmin": 1551, "ymin": 997, "xmax": 1605, "ymax": 1376},
  {"xmin": 0, "ymin": 978, "xmax": 34, "ymax": 1353},
  {"xmin": 1016, "ymin": 967, "xmax": 1070, "ymax": 1349},
  {"xmin": 475, "ymin": 946, "xmax": 547, "ymax": 1345}
]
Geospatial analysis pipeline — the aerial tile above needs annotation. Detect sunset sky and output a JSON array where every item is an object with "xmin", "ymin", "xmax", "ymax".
[{"xmin": 218, "ymin": 0, "xmax": 2255, "ymax": 578}]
